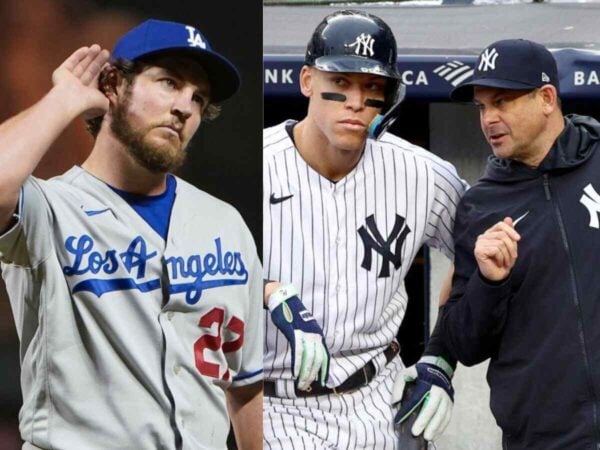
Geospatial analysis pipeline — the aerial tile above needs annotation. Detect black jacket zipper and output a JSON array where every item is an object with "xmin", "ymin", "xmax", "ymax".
[{"xmin": 543, "ymin": 174, "xmax": 600, "ymax": 448}]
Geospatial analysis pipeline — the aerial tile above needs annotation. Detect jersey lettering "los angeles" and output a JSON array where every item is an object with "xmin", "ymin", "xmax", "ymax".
[{"xmin": 0, "ymin": 167, "xmax": 263, "ymax": 450}]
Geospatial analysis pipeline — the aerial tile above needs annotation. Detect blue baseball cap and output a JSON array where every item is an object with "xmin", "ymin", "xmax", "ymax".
[
  {"xmin": 112, "ymin": 19, "xmax": 240, "ymax": 102},
  {"xmin": 451, "ymin": 39, "xmax": 559, "ymax": 102}
]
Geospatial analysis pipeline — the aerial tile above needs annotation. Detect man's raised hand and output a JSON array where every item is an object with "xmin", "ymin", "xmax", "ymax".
[
  {"xmin": 474, "ymin": 217, "xmax": 520, "ymax": 282},
  {"xmin": 52, "ymin": 45, "xmax": 111, "ymax": 119}
]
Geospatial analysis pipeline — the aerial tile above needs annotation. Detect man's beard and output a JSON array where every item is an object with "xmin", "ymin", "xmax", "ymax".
[{"xmin": 110, "ymin": 92, "xmax": 188, "ymax": 174}]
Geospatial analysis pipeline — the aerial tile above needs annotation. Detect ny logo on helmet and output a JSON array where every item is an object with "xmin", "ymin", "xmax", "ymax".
[
  {"xmin": 347, "ymin": 33, "xmax": 375, "ymax": 57},
  {"xmin": 185, "ymin": 26, "xmax": 206, "ymax": 49},
  {"xmin": 478, "ymin": 48, "xmax": 499, "ymax": 72}
]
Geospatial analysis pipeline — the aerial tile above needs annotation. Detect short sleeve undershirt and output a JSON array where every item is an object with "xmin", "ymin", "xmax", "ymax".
[{"xmin": 108, "ymin": 174, "xmax": 177, "ymax": 240}]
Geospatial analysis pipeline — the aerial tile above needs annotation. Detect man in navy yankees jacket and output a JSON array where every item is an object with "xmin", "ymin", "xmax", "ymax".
[{"xmin": 436, "ymin": 38, "xmax": 600, "ymax": 449}]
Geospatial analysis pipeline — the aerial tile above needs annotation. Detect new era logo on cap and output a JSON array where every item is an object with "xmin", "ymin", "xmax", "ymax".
[{"xmin": 451, "ymin": 39, "xmax": 560, "ymax": 102}]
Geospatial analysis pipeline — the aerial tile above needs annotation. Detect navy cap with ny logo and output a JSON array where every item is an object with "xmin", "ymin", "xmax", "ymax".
[{"xmin": 451, "ymin": 39, "xmax": 560, "ymax": 102}]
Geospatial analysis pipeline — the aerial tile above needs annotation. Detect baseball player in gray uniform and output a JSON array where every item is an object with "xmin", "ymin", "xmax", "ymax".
[
  {"xmin": 0, "ymin": 19, "xmax": 262, "ymax": 450},
  {"xmin": 263, "ymin": 10, "xmax": 467, "ymax": 449}
]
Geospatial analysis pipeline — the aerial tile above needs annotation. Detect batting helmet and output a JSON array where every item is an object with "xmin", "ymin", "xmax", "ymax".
[
  {"xmin": 305, "ymin": 10, "xmax": 401, "ymax": 80},
  {"xmin": 305, "ymin": 10, "xmax": 405, "ymax": 140}
]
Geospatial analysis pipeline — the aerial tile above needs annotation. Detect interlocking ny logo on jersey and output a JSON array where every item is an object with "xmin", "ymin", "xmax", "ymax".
[
  {"xmin": 478, "ymin": 48, "xmax": 499, "ymax": 72},
  {"xmin": 358, "ymin": 214, "xmax": 411, "ymax": 278},
  {"xmin": 62, "ymin": 235, "xmax": 247, "ymax": 303},
  {"xmin": 185, "ymin": 25, "xmax": 206, "ymax": 48},
  {"xmin": 347, "ymin": 33, "xmax": 375, "ymax": 57},
  {"xmin": 580, "ymin": 183, "xmax": 600, "ymax": 229}
]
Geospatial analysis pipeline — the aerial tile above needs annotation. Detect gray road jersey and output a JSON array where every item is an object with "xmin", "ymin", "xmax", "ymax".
[{"xmin": 0, "ymin": 167, "xmax": 263, "ymax": 450}]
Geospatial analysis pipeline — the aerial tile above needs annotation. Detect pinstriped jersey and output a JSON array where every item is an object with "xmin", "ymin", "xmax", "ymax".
[
  {"xmin": 264, "ymin": 120, "xmax": 467, "ymax": 390},
  {"xmin": 0, "ymin": 167, "xmax": 263, "ymax": 450}
]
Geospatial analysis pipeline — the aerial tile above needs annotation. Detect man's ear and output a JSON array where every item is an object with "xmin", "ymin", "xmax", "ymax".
[
  {"xmin": 299, "ymin": 66, "xmax": 314, "ymax": 98},
  {"xmin": 539, "ymin": 84, "xmax": 559, "ymax": 115},
  {"xmin": 100, "ymin": 66, "xmax": 125, "ymax": 104}
]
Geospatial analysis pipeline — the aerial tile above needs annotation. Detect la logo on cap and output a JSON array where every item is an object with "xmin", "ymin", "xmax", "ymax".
[
  {"xmin": 542, "ymin": 72, "xmax": 550, "ymax": 82},
  {"xmin": 185, "ymin": 25, "xmax": 206, "ymax": 49},
  {"xmin": 479, "ymin": 47, "xmax": 499, "ymax": 72}
]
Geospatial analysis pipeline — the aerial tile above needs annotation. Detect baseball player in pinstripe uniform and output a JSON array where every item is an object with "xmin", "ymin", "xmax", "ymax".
[
  {"xmin": 264, "ymin": 10, "xmax": 467, "ymax": 449},
  {"xmin": 0, "ymin": 20, "xmax": 262, "ymax": 450}
]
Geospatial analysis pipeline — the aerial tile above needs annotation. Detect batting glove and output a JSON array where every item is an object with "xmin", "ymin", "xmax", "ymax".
[
  {"xmin": 268, "ymin": 284, "xmax": 329, "ymax": 391},
  {"xmin": 393, "ymin": 356, "xmax": 454, "ymax": 441}
]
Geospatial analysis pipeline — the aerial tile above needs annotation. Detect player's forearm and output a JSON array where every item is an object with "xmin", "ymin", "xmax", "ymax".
[
  {"xmin": 226, "ymin": 382, "xmax": 263, "ymax": 450},
  {"xmin": 421, "ymin": 265, "xmax": 456, "ymax": 363},
  {"xmin": 438, "ymin": 265, "xmax": 454, "ymax": 307},
  {"xmin": 0, "ymin": 84, "xmax": 81, "ymax": 225},
  {"xmin": 423, "ymin": 312, "xmax": 457, "ymax": 369}
]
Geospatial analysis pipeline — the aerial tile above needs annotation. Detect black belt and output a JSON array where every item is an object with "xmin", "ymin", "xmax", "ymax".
[{"xmin": 264, "ymin": 340, "xmax": 399, "ymax": 397}]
